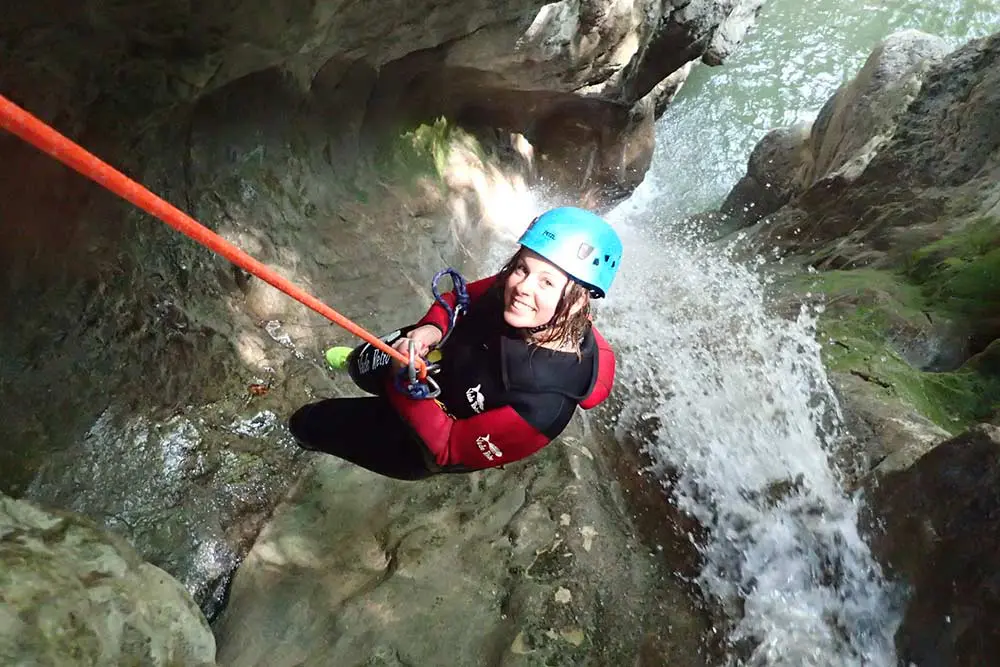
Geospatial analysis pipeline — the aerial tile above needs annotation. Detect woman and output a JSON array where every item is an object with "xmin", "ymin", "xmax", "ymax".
[{"xmin": 289, "ymin": 206, "xmax": 622, "ymax": 480}]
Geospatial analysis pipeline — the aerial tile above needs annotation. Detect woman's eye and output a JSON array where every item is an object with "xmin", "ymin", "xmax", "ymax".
[{"xmin": 541, "ymin": 279, "xmax": 553, "ymax": 288}]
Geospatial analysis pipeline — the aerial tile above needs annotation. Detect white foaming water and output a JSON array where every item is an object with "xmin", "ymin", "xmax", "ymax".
[{"xmin": 598, "ymin": 214, "xmax": 902, "ymax": 665}]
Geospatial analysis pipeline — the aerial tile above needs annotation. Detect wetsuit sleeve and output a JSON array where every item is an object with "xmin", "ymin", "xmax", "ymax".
[
  {"xmin": 580, "ymin": 326, "xmax": 615, "ymax": 410},
  {"xmin": 415, "ymin": 275, "xmax": 499, "ymax": 335},
  {"xmin": 385, "ymin": 385, "xmax": 551, "ymax": 470}
]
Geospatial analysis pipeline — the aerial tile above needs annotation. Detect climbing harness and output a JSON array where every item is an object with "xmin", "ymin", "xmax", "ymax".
[{"xmin": 0, "ymin": 93, "xmax": 436, "ymax": 384}]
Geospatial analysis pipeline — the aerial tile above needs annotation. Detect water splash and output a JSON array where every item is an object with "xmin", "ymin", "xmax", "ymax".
[{"xmin": 599, "ymin": 215, "xmax": 902, "ymax": 664}]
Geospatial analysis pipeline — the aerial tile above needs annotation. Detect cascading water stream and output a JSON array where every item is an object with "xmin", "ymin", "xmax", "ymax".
[{"xmin": 597, "ymin": 216, "xmax": 901, "ymax": 664}]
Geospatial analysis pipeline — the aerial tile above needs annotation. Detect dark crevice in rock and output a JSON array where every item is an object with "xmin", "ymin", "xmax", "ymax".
[{"xmin": 850, "ymin": 369, "xmax": 893, "ymax": 389}]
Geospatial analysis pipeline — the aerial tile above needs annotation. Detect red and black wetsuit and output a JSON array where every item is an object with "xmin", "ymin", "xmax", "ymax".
[{"xmin": 289, "ymin": 275, "xmax": 616, "ymax": 480}]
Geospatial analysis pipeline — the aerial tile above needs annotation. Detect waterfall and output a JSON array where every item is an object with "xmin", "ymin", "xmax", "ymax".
[{"xmin": 598, "ymin": 208, "xmax": 902, "ymax": 664}]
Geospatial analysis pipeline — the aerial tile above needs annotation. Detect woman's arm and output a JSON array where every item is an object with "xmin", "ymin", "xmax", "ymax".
[{"xmin": 580, "ymin": 325, "xmax": 616, "ymax": 409}]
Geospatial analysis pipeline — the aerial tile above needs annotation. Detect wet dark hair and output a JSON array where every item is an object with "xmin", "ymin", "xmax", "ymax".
[{"xmin": 494, "ymin": 247, "xmax": 592, "ymax": 353}]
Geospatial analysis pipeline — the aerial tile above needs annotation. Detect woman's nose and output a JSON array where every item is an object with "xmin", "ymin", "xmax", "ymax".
[{"xmin": 515, "ymin": 275, "xmax": 536, "ymax": 294}]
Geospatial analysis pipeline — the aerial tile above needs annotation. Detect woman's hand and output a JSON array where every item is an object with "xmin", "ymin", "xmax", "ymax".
[
  {"xmin": 390, "ymin": 325, "xmax": 443, "ymax": 369},
  {"xmin": 402, "ymin": 324, "xmax": 443, "ymax": 356}
]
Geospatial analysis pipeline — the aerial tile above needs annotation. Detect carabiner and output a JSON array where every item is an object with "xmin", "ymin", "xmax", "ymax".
[
  {"xmin": 431, "ymin": 268, "xmax": 469, "ymax": 349},
  {"xmin": 420, "ymin": 375, "xmax": 442, "ymax": 399},
  {"xmin": 399, "ymin": 339, "xmax": 441, "ymax": 399},
  {"xmin": 407, "ymin": 339, "xmax": 418, "ymax": 385}
]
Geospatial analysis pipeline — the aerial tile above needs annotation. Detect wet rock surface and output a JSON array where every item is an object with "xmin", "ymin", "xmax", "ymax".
[
  {"xmin": 25, "ymin": 406, "xmax": 306, "ymax": 620},
  {"xmin": 9, "ymin": 74, "xmax": 455, "ymax": 621},
  {"xmin": 868, "ymin": 424, "xmax": 1000, "ymax": 666},
  {"xmin": 719, "ymin": 122, "xmax": 811, "ymax": 229},
  {"xmin": 0, "ymin": 493, "xmax": 217, "ymax": 667},
  {"xmin": 212, "ymin": 419, "xmax": 716, "ymax": 667}
]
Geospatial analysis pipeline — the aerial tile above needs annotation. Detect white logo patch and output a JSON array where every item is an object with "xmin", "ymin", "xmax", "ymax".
[
  {"xmin": 476, "ymin": 434, "xmax": 503, "ymax": 461},
  {"xmin": 465, "ymin": 383, "xmax": 485, "ymax": 414}
]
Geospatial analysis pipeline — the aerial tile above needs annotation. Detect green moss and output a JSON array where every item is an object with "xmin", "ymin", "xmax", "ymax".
[
  {"xmin": 792, "ymin": 266, "xmax": 1000, "ymax": 433},
  {"xmin": 818, "ymin": 317, "xmax": 1000, "ymax": 432},
  {"xmin": 911, "ymin": 216, "xmax": 1000, "ymax": 263},
  {"xmin": 372, "ymin": 117, "xmax": 477, "ymax": 189},
  {"xmin": 906, "ymin": 215, "xmax": 1000, "ymax": 316},
  {"xmin": 791, "ymin": 267, "xmax": 929, "ymax": 319},
  {"xmin": 790, "ymin": 268, "xmax": 936, "ymax": 358}
]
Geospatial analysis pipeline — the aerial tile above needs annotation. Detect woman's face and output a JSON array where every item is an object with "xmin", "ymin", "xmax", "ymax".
[{"xmin": 503, "ymin": 249, "xmax": 571, "ymax": 329}]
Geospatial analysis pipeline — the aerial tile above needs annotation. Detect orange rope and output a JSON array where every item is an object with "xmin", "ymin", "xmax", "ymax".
[{"xmin": 0, "ymin": 94, "xmax": 426, "ymax": 378}]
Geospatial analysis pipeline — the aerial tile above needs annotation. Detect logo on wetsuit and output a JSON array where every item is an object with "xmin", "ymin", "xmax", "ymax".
[
  {"xmin": 465, "ymin": 383, "xmax": 485, "ymax": 414},
  {"xmin": 476, "ymin": 434, "xmax": 503, "ymax": 461}
]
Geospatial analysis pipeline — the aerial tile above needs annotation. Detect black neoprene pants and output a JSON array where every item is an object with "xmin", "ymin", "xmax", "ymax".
[
  {"xmin": 288, "ymin": 328, "xmax": 438, "ymax": 481},
  {"xmin": 288, "ymin": 396, "xmax": 436, "ymax": 481}
]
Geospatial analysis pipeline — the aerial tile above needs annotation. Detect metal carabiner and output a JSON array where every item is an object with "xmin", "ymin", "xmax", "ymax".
[
  {"xmin": 401, "ymin": 339, "xmax": 442, "ymax": 399},
  {"xmin": 407, "ymin": 339, "xmax": 418, "ymax": 386},
  {"xmin": 421, "ymin": 375, "xmax": 442, "ymax": 399}
]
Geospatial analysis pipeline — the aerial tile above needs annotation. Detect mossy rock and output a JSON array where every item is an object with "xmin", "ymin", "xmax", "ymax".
[
  {"xmin": 790, "ymin": 268, "xmax": 962, "ymax": 370},
  {"xmin": 820, "ymin": 318, "xmax": 1000, "ymax": 433},
  {"xmin": 790, "ymin": 266, "xmax": 1000, "ymax": 434},
  {"xmin": 0, "ymin": 495, "xmax": 217, "ymax": 666},
  {"xmin": 369, "ymin": 117, "xmax": 481, "ymax": 190},
  {"xmin": 905, "ymin": 215, "xmax": 1000, "ymax": 348}
]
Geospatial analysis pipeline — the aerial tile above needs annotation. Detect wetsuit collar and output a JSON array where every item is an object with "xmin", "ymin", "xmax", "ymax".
[{"xmin": 498, "ymin": 328, "xmax": 598, "ymax": 400}]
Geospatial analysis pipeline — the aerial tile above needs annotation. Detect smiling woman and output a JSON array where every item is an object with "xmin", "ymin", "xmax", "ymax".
[{"xmin": 289, "ymin": 207, "xmax": 623, "ymax": 480}]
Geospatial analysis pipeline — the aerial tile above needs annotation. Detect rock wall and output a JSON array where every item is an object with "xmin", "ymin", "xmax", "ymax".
[
  {"xmin": 3, "ymin": 0, "xmax": 763, "ymax": 210},
  {"xmin": 718, "ymin": 30, "xmax": 1000, "ymax": 472},
  {"xmin": 869, "ymin": 423, "xmax": 1000, "ymax": 665},
  {"xmin": 720, "ymin": 30, "xmax": 952, "ymax": 230},
  {"xmin": 0, "ymin": 494, "xmax": 217, "ymax": 666},
  {"xmin": 7, "ymin": 81, "xmax": 526, "ymax": 617},
  {"xmin": 211, "ymin": 421, "xmax": 716, "ymax": 667}
]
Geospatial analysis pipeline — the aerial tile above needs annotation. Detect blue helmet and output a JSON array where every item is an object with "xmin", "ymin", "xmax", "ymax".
[{"xmin": 517, "ymin": 207, "xmax": 623, "ymax": 298}]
